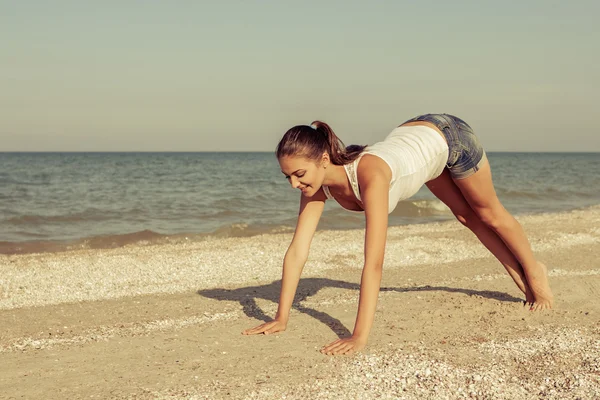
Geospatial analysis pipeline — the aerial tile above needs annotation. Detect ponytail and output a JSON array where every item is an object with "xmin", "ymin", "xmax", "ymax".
[{"xmin": 276, "ymin": 120, "xmax": 367, "ymax": 165}]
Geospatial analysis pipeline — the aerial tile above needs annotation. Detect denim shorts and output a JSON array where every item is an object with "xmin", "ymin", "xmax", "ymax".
[{"xmin": 402, "ymin": 113, "xmax": 487, "ymax": 179}]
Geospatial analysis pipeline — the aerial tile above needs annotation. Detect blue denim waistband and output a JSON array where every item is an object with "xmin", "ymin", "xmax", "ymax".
[{"xmin": 402, "ymin": 114, "xmax": 486, "ymax": 179}]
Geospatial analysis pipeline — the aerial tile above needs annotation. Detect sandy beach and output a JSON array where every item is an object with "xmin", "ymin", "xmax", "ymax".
[{"xmin": 1, "ymin": 206, "xmax": 599, "ymax": 399}]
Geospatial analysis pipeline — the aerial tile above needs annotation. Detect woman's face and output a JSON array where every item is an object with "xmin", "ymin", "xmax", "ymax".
[{"xmin": 278, "ymin": 155, "xmax": 327, "ymax": 197}]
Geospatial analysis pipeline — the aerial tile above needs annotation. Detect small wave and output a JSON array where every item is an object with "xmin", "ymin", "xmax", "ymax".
[
  {"xmin": 390, "ymin": 199, "xmax": 451, "ymax": 217},
  {"xmin": 0, "ymin": 240, "xmax": 67, "ymax": 255},
  {"xmin": 5, "ymin": 209, "xmax": 118, "ymax": 224},
  {"xmin": 209, "ymin": 223, "xmax": 294, "ymax": 238},
  {"xmin": 209, "ymin": 210, "xmax": 243, "ymax": 219},
  {"xmin": 81, "ymin": 229, "xmax": 167, "ymax": 249},
  {"xmin": 0, "ymin": 223, "xmax": 298, "ymax": 255},
  {"xmin": 0, "ymin": 230, "xmax": 169, "ymax": 255},
  {"xmin": 412, "ymin": 200, "xmax": 451, "ymax": 213}
]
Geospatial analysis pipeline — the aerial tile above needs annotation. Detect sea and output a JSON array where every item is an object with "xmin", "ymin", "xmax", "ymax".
[{"xmin": 1, "ymin": 152, "xmax": 599, "ymax": 254}]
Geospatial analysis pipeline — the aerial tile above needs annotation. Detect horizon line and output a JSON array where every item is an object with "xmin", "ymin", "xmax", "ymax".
[{"xmin": 1, "ymin": 150, "xmax": 599, "ymax": 154}]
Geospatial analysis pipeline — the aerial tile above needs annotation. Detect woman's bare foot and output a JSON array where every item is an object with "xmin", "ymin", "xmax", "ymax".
[
  {"xmin": 528, "ymin": 262, "xmax": 553, "ymax": 311},
  {"xmin": 524, "ymin": 287, "xmax": 535, "ymax": 307}
]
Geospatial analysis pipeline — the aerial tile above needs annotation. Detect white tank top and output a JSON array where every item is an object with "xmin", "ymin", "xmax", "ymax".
[{"xmin": 323, "ymin": 125, "xmax": 448, "ymax": 214}]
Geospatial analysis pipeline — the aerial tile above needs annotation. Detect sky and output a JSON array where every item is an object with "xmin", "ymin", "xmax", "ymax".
[{"xmin": 1, "ymin": 1, "xmax": 599, "ymax": 152}]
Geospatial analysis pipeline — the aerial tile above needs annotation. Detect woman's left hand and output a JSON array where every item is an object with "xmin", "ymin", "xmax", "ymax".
[{"xmin": 320, "ymin": 336, "xmax": 366, "ymax": 356}]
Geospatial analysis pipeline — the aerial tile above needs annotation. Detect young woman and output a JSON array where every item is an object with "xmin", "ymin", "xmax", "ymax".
[{"xmin": 243, "ymin": 113, "xmax": 553, "ymax": 355}]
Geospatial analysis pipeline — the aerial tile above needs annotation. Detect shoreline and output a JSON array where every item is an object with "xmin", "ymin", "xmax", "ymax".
[
  {"xmin": 2, "ymin": 203, "xmax": 599, "ymax": 257},
  {"xmin": 1, "ymin": 205, "xmax": 599, "ymax": 311}
]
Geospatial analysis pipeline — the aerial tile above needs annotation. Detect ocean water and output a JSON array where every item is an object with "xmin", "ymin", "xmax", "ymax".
[{"xmin": 1, "ymin": 152, "xmax": 599, "ymax": 254}]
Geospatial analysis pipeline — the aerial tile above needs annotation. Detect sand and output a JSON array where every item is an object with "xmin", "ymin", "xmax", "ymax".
[{"xmin": 1, "ymin": 206, "xmax": 599, "ymax": 399}]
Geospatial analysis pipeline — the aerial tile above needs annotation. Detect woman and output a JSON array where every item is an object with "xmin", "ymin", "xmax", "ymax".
[{"xmin": 243, "ymin": 113, "xmax": 553, "ymax": 356}]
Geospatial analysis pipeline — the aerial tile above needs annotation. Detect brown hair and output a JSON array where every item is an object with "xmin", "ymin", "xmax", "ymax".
[{"xmin": 275, "ymin": 120, "xmax": 367, "ymax": 165}]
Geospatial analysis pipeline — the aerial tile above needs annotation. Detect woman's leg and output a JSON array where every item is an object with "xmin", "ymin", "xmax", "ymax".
[
  {"xmin": 450, "ymin": 160, "xmax": 553, "ymax": 310},
  {"xmin": 426, "ymin": 169, "xmax": 533, "ymax": 301}
]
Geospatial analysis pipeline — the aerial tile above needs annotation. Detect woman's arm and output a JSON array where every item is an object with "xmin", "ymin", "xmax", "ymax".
[
  {"xmin": 243, "ymin": 188, "xmax": 325, "ymax": 335},
  {"xmin": 351, "ymin": 169, "xmax": 389, "ymax": 340},
  {"xmin": 275, "ymin": 189, "xmax": 325, "ymax": 322},
  {"xmin": 321, "ymin": 155, "xmax": 391, "ymax": 354}
]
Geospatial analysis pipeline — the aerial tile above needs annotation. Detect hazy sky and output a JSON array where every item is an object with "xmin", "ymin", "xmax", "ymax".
[{"xmin": 2, "ymin": 1, "xmax": 599, "ymax": 151}]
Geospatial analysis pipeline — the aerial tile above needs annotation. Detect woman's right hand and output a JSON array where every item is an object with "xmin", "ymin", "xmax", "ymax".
[{"xmin": 242, "ymin": 319, "xmax": 287, "ymax": 335}]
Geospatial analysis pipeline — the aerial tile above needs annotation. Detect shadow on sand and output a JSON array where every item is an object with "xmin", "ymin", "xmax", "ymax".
[{"xmin": 198, "ymin": 278, "xmax": 524, "ymax": 338}]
